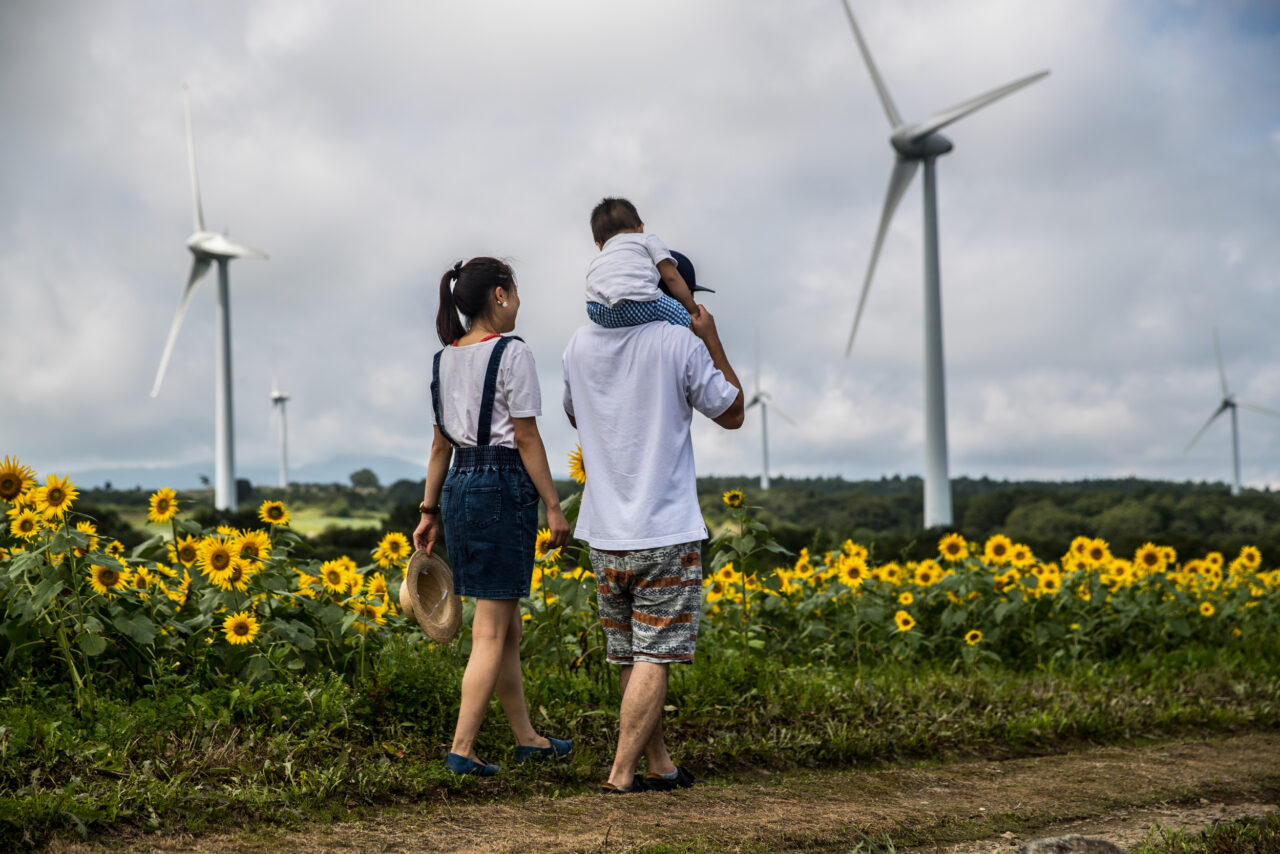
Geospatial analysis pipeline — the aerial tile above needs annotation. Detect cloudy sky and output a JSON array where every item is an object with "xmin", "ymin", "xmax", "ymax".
[{"xmin": 3, "ymin": 0, "xmax": 1279, "ymax": 492}]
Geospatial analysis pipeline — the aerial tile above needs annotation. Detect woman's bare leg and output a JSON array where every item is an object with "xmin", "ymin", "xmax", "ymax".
[
  {"xmin": 450, "ymin": 598, "xmax": 519, "ymax": 760},
  {"xmin": 495, "ymin": 604, "xmax": 549, "ymax": 747}
]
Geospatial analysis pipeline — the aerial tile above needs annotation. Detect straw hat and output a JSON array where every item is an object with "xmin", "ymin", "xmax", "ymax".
[{"xmin": 398, "ymin": 549, "xmax": 462, "ymax": 643}]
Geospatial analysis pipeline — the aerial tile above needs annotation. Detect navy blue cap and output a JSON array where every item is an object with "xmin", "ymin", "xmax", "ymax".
[{"xmin": 662, "ymin": 250, "xmax": 715, "ymax": 296}]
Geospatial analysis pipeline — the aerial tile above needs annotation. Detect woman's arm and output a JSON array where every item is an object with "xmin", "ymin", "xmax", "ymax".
[
  {"xmin": 413, "ymin": 427, "xmax": 454, "ymax": 554},
  {"xmin": 511, "ymin": 416, "xmax": 570, "ymax": 549}
]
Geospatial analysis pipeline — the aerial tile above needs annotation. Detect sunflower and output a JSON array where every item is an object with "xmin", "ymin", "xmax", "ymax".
[
  {"xmin": 1134, "ymin": 542, "xmax": 1165, "ymax": 574},
  {"xmin": 0, "ymin": 456, "xmax": 36, "ymax": 502},
  {"xmin": 722, "ymin": 489, "xmax": 743, "ymax": 508},
  {"xmin": 222, "ymin": 611, "xmax": 261, "ymax": 645},
  {"xmin": 898, "ymin": 591, "xmax": 914, "ymax": 606},
  {"xmin": 89, "ymin": 562, "xmax": 131, "ymax": 596},
  {"xmin": 913, "ymin": 561, "xmax": 941, "ymax": 587},
  {"xmin": 105, "ymin": 540, "xmax": 126, "ymax": 559},
  {"xmin": 169, "ymin": 534, "xmax": 200, "ymax": 567},
  {"xmin": 534, "ymin": 528, "xmax": 560, "ymax": 562},
  {"xmin": 132, "ymin": 566, "xmax": 155, "ymax": 600},
  {"xmin": 320, "ymin": 560, "xmax": 350, "ymax": 594},
  {"xmin": 1205, "ymin": 551, "xmax": 1224, "ymax": 569},
  {"xmin": 373, "ymin": 532, "xmax": 411, "ymax": 569},
  {"xmin": 235, "ymin": 529, "xmax": 272, "ymax": 562},
  {"xmin": 349, "ymin": 597, "xmax": 388, "ymax": 633},
  {"xmin": 838, "ymin": 560, "xmax": 866, "ymax": 588},
  {"xmin": 938, "ymin": 533, "xmax": 969, "ymax": 562},
  {"xmin": 367, "ymin": 572, "xmax": 389, "ymax": 599},
  {"xmin": 35, "ymin": 473, "xmax": 78, "ymax": 519},
  {"xmin": 1238, "ymin": 546, "xmax": 1262, "ymax": 571},
  {"xmin": 893, "ymin": 609, "xmax": 916, "ymax": 632},
  {"xmin": 965, "ymin": 629, "xmax": 983, "ymax": 646},
  {"xmin": 1198, "ymin": 601, "xmax": 1215, "ymax": 618},
  {"xmin": 1085, "ymin": 538, "xmax": 1112, "ymax": 567},
  {"xmin": 164, "ymin": 569, "xmax": 191, "ymax": 606},
  {"xmin": 210, "ymin": 557, "xmax": 254, "ymax": 592},
  {"xmin": 295, "ymin": 569, "xmax": 322, "ymax": 598},
  {"xmin": 1160, "ymin": 546, "xmax": 1177, "ymax": 566},
  {"xmin": 71, "ymin": 520, "xmax": 100, "ymax": 557},
  {"xmin": 10, "ymin": 508, "xmax": 43, "ymax": 540},
  {"xmin": 1009, "ymin": 544, "xmax": 1036, "ymax": 569},
  {"xmin": 198, "ymin": 538, "xmax": 234, "ymax": 576},
  {"xmin": 147, "ymin": 488, "xmax": 179, "ymax": 524},
  {"xmin": 568, "ymin": 444, "xmax": 586, "ymax": 485},
  {"xmin": 983, "ymin": 534, "xmax": 1013, "ymax": 567},
  {"xmin": 258, "ymin": 499, "xmax": 291, "ymax": 526}
]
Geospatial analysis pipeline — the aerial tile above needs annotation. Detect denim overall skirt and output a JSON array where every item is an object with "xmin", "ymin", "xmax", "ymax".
[{"xmin": 431, "ymin": 336, "xmax": 539, "ymax": 599}]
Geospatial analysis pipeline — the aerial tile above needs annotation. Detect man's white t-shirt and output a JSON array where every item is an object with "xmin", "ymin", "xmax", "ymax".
[
  {"xmin": 562, "ymin": 323, "xmax": 739, "ymax": 550},
  {"xmin": 584, "ymin": 232, "xmax": 674, "ymax": 307},
  {"xmin": 430, "ymin": 337, "xmax": 541, "ymax": 448}
]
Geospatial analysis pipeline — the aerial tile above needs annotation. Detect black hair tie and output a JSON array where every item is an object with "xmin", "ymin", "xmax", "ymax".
[{"xmin": 451, "ymin": 259, "xmax": 464, "ymax": 278}]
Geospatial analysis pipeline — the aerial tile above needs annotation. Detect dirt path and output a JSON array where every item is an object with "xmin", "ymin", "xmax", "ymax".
[{"xmin": 52, "ymin": 732, "xmax": 1280, "ymax": 853}]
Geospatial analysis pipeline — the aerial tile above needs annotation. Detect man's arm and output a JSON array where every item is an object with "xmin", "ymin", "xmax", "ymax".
[{"xmin": 689, "ymin": 304, "xmax": 744, "ymax": 430}]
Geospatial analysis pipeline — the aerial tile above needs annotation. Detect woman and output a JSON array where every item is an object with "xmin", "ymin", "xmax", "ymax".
[{"xmin": 413, "ymin": 257, "xmax": 572, "ymax": 776}]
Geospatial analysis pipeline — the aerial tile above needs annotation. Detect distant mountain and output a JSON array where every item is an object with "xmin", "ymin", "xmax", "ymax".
[{"xmin": 67, "ymin": 454, "xmax": 428, "ymax": 491}]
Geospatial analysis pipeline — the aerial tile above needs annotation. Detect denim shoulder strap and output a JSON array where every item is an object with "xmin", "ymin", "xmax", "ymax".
[
  {"xmin": 475, "ymin": 336, "xmax": 522, "ymax": 446},
  {"xmin": 430, "ymin": 349, "xmax": 460, "ymax": 447}
]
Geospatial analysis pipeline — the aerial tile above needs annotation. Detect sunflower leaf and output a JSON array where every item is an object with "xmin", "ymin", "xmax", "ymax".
[
  {"xmin": 77, "ymin": 633, "xmax": 107, "ymax": 657},
  {"xmin": 130, "ymin": 535, "xmax": 165, "ymax": 560},
  {"xmin": 113, "ymin": 614, "xmax": 156, "ymax": 646}
]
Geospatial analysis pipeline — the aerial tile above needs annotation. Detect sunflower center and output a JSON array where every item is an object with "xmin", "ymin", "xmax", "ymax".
[
  {"xmin": 47, "ymin": 488, "xmax": 65, "ymax": 505},
  {"xmin": 212, "ymin": 552, "xmax": 230, "ymax": 570},
  {"xmin": 233, "ymin": 622, "xmax": 249, "ymax": 636},
  {"xmin": 241, "ymin": 545, "xmax": 259, "ymax": 558},
  {"xmin": 101, "ymin": 569, "xmax": 119, "ymax": 587},
  {"xmin": 179, "ymin": 546, "xmax": 197, "ymax": 562},
  {"xmin": 268, "ymin": 507, "xmax": 283, "ymax": 519}
]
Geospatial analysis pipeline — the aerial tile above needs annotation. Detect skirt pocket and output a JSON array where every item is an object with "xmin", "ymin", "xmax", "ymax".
[{"xmin": 464, "ymin": 486, "xmax": 503, "ymax": 529}]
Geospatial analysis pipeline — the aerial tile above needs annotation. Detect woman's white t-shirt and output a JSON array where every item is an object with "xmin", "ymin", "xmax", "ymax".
[{"xmin": 429, "ymin": 337, "xmax": 541, "ymax": 449}]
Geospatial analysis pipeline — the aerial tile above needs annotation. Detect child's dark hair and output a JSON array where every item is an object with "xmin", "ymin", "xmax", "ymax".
[
  {"xmin": 436, "ymin": 257, "xmax": 516, "ymax": 346},
  {"xmin": 590, "ymin": 197, "xmax": 643, "ymax": 246}
]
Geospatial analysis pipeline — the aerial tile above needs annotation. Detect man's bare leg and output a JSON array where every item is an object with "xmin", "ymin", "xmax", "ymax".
[
  {"xmin": 618, "ymin": 664, "xmax": 675, "ymax": 777},
  {"xmin": 608, "ymin": 661, "xmax": 669, "ymax": 788}
]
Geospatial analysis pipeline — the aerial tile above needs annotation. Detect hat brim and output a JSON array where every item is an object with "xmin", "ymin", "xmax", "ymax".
[{"xmin": 400, "ymin": 549, "xmax": 462, "ymax": 644}]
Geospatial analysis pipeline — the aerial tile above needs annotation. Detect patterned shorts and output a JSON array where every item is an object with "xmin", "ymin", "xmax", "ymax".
[
  {"xmin": 590, "ymin": 541, "xmax": 703, "ymax": 665},
  {"xmin": 586, "ymin": 296, "xmax": 692, "ymax": 329}
]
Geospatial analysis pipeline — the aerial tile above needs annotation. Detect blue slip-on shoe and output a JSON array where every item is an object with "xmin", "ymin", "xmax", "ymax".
[
  {"xmin": 514, "ymin": 736, "xmax": 573, "ymax": 763},
  {"xmin": 445, "ymin": 752, "xmax": 500, "ymax": 776}
]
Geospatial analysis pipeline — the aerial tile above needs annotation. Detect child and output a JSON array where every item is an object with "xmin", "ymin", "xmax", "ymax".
[{"xmin": 586, "ymin": 197, "xmax": 700, "ymax": 328}]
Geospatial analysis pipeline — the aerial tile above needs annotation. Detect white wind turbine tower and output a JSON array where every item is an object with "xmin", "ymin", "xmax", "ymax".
[
  {"xmin": 1185, "ymin": 330, "xmax": 1280, "ymax": 497},
  {"xmin": 151, "ymin": 89, "xmax": 267, "ymax": 511},
  {"xmin": 745, "ymin": 332, "xmax": 796, "ymax": 490},
  {"xmin": 840, "ymin": 1, "xmax": 1048, "ymax": 528},
  {"xmin": 270, "ymin": 378, "xmax": 290, "ymax": 488}
]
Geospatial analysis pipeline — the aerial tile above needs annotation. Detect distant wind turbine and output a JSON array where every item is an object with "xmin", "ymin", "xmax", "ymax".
[
  {"xmin": 839, "ymin": 0, "xmax": 1049, "ymax": 528},
  {"xmin": 271, "ymin": 378, "xmax": 290, "ymax": 488},
  {"xmin": 745, "ymin": 332, "xmax": 796, "ymax": 490},
  {"xmin": 150, "ymin": 88, "xmax": 267, "ymax": 511},
  {"xmin": 1185, "ymin": 330, "xmax": 1280, "ymax": 497}
]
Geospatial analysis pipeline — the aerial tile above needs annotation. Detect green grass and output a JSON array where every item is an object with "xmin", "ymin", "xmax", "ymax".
[
  {"xmin": 1133, "ymin": 813, "xmax": 1280, "ymax": 854},
  {"xmin": 2, "ymin": 641, "xmax": 1279, "ymax": 849}
]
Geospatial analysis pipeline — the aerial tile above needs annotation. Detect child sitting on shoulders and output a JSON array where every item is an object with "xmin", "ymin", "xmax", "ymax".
[{"xmin": 585, "ymin": 197, "xmax": 699, "ymax": 328}]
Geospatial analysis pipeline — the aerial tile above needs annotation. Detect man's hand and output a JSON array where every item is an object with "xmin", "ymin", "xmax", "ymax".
[
  {"xmin": 413, "ymin": 514, "xmax": 441, "ymax": 555},
  {"xmin": 689, "ymin": 303, "xmax": 719, "ymax": 344}
]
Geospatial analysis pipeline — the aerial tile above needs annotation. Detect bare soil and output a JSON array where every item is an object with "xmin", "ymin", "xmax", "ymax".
[{"xmin": 49, "ymin": 732, "xmax": 1280, "ymax": 854}]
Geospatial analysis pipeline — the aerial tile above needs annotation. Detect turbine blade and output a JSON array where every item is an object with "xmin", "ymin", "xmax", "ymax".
[
  {"xmin": 846, "ymin": 156, "xmax": 919, "ymax": 356},
  {"xmin": 1238, "ymin": 401, "xmax": 1280, "ymax": 419},
  {"xmin": 151, "ymin": 257, "xmax": 212, "ymax": 397},
  {"xmin": 1184, "ymin": 403, "xmax": 1227, "ymax": 452},
  {"xmin": 769, "ymin": 403, "xmax": 798, "ymax": 426},
  {"xmin": 1213, "ymin": 328, "xmax": 1229, "ymax": 397},
  {"xmin": 905, "ymin": 70, "xmax": 1049, "ymax": 143},
  {"xmin": 838, "ymin": 0, "xmax": 903, "ymax": 129},
  {"xmin": 184, "ymin": 87, "xmax": 205, "ymax": 233}
]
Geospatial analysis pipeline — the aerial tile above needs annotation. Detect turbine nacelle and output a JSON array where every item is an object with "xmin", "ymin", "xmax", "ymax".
[
  {"xmin": 186, "ymin": 230, "xmax": 267, "ymax": 261},
  {"xmin": 891, "ymin": 131, "xmax": 953, "ymax": 159}
]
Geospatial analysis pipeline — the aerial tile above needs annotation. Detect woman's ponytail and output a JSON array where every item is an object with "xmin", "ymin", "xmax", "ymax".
[{"xmin": 435, "ymin": 257, "xmax": 516, "ymax": 346}]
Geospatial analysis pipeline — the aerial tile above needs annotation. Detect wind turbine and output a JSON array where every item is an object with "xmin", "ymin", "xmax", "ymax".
[
  {"xmin": 745, "ymin": 332, "xmax": 796, "ymax": 490},
  {"xmin": 271, "ymin": 378, "xmax": 290, "ymax": 488},
  {"xmin": 150, "ymin": 88, "xmax": 267, "ymax": 511},
  {"xmin": 1185, "ymin": 330, "xmax": 1280, "ymax": 497},
  {"xmin": 839, "ymin": 1, "xmax": 1048, "ymax": 528}
]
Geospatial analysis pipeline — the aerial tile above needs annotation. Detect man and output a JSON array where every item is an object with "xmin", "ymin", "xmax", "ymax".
[{"xmin": 562, "ymin": 285, "xmax": 744, "ymax": 794}]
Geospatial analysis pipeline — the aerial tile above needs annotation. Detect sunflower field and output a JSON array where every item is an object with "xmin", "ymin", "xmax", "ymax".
[{"xmin": 3, "ymin": 452, "xmax": 1280, "ymax": 707}]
